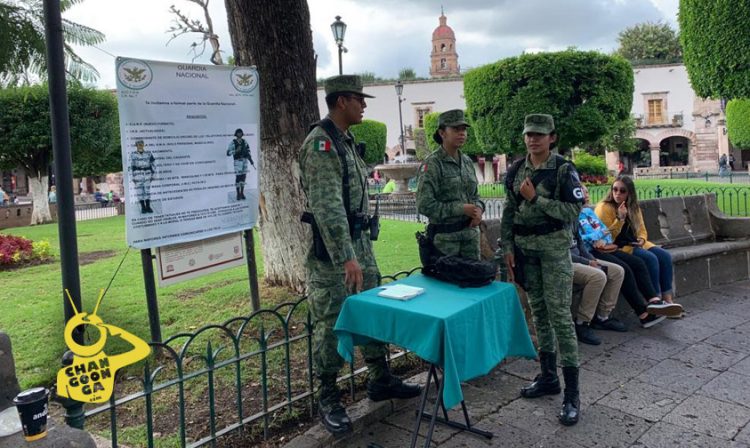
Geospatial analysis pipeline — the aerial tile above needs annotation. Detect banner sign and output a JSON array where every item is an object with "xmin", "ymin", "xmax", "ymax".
[
  {"xmin": 156, "ymin": 232, "xmax": 245, "ymax": 286},
  {"xmin": 116, "ymin": 58, "xmax": 260, "ymax": 249}
]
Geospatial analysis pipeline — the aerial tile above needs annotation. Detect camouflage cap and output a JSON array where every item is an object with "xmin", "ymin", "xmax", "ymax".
[
  {"xmin": 135, "ymin": 139, "xmax": 144, "ymax": 145},
  {"xmin": 324, "ymin": 75, "xmax": 375, "ymax": 98},
  {"xmin": 523, "ymin": 114, "xmax": 555, "ymax": 135},
  {"xmin": 438, "ymin": 109, "xmax": 470, "ymax": 128}
]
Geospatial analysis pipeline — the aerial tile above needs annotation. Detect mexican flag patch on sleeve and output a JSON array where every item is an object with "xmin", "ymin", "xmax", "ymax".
[{"xmin": 316, "ymin": 138, "xmax": 332, "ymax": 152}]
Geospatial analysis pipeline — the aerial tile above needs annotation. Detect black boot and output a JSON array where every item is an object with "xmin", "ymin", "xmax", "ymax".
[
  {"xmin": 520, "ymin": 351, "xmax": 561, "ymax": 398},
  {"xmin": 318, "ymin": 375, "xmax": 351, "ymax": 435},
  {"xmin": 145, "ymin": 199, "xmax": 154, "ymax": 213},
  {"xmin": 559, "ymin": 366, "xmax": 580, "ymax": 426},
  {"xmin": 236, "ymin": 187, "xmax": 241, "ymax": 200},
  {"xmin": 139, "ymin": 200, "xmax": 148, "ymax": 214},
  {"xmin": 365, "ymin": 357, "xmax": 422, "ymax": 401},
  {"xmin": 239, "ymin": 186, "xmax": 245, "ymax": 200}
]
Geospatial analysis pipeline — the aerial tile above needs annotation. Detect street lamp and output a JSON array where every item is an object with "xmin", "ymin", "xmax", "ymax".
[
  {"xmin": 395, "ymin": 81, "xmax": 406, "ymax": 156},
  {"xmin": 330, "ymin": 15, "xmax": 347, "ymax": 75}
]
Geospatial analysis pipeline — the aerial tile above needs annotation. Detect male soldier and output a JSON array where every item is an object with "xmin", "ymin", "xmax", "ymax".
[
  {"xmin": 501, "ymin": 114, "xmax": 585, "ymax": 426},
  {"xmin": 417, "ymin": 109, "xmax": 484, "ymax": 260},
  {"xmin": 129, "ymin": 139, "xmax": 155, "ymax": 213},
  {"xmin": 299, "ymin": 75, "xmax": 421, "ymax": 435},
  {"xmin": 226, "ymin": 128, "xmax": 255, "ymax": 200}
]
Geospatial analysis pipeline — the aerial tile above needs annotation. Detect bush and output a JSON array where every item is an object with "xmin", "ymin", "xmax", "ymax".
[
  {"xmin": 350, "ymin": 119, "xmax": 387, "ymax": 165},
  {"xmin": 726, "ymin": 99, "xmax": 750, "ymax": 149},
  {"xmin": 573, "ymin": 150, "xmax": 607, "ymax": 176},
  {"xmin": 464, "ymin": 50, "xmax": 634, "ymax": 155},
  {"xmin": 0, "ymin": 234, "xmax": 51, "ymax": 267},
  {"xmin": 680, "ymin": 0, "xmax": 750, "ymax": 99}
]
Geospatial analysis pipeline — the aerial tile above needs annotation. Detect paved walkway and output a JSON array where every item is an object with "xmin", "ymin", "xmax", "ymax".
[{"xmin": 340, "ymin": 280, "xmax": 750, "ymax": 447}]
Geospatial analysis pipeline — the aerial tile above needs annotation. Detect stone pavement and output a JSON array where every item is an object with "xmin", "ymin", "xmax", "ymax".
[{"xmin": 292, "ymin": 279, "xmax": 750, "ymax": 448}]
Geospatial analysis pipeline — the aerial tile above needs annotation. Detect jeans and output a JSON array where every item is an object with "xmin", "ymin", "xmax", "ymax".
[
  {"xmin": 633, "ymin": 246, "xmax": 673, "ymax": 296},
  {"xmin": 592, "ymin": 250, "xmax": 649, "ymax": 316}
]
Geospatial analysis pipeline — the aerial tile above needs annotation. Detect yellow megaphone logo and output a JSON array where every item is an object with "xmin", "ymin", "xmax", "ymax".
[{"xmin": 56, "ymin": 290, "xmax": 150, "ymax": 403}]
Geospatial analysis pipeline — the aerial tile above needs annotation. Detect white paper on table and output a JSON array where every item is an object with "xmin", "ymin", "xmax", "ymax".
[{"xmin": 377, "ymin": 284, "xmax": 424, "ymax": 300}]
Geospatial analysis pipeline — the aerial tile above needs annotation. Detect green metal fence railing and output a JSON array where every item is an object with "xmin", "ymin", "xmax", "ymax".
[{"xmin": 68, "ymin": 268, "xmax": 421, "ymax": 448}]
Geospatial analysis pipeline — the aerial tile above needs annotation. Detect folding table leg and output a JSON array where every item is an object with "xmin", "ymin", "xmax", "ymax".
[{"xmin": 409, "ymin": 364, "xmax": 435, "ymax": 448}]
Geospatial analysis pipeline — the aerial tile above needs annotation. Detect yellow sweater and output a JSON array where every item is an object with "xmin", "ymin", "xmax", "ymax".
[{"xmin": 594, "ymin": 202, "xmax": 655, "ymax": 254}]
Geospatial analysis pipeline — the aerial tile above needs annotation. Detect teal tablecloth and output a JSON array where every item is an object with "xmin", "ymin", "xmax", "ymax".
[{"xmin": 334, "ymin": 274, "xmax": 537, "ymax": 410}]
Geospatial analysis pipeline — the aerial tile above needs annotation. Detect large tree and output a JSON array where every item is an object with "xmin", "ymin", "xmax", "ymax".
[
  {"xmin": 679, "ymin": 0, "xmax": 750, "ymax": 99},
  {"xmin": 464, "ymin": 50, "xmax": 634, "ymax": 155},
  {"xmin": 0, "ymin": 85, "xmax": 120, "ymax": 224},
  {"xmin": 616, "ymin": 21, "xmax": 682, "ymax": 65},
  {"xmin": 0, "ymin": 0, "xmax": 104, "ymax": 85},
  {"xmin": 223, "ymin": 0, "xmax": 318, "ymax": 292}
]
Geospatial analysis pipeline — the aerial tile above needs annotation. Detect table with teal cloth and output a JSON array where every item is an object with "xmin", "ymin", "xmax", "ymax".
[{"xmin": 334, "ymin": 274, "xmax": 537, "ymax": 410}]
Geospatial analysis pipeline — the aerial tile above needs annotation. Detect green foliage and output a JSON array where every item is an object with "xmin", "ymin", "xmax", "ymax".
[
  {"xmin": 464, "ymin": 50, "xmax": 634, "ymax": 155},
  {"xmin": 356, "ymin": 71, "xmax": 380, "ymax": 84},
  {"xmin": 0, "ymin": 84, "xmax": 121, "ymax": 177},
  {"xmin": 726, "ymin": 99, "xmax": 750, "ymax": 149},
  {"xmin": 422, "ymin": 111, "xmax": 484, "ymax": 156},
  {"xmin": 616, "ymin": 21, "xmax": 682, "ymax": 65},
  {"xmin": 350, "ymin": 119, "xmax": 387, "ymax": 164},
  {"xmin": 679, "ymin": 0, "xmax": 750, "ymax": 98},
  {"xmin": 572, "ymin": 150, "xmax": 607, "ymax": 176},
  {"xmin": 0, "ymin": 0, "xmax": 105, "ymax": 85},
  {"xmin": 398, "ymin": 68, "xmax": 417, "ymax": 80}
]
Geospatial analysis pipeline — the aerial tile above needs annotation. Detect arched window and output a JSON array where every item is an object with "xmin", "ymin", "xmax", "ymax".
[
  {"xmin": 441, "ymin": 44, "xmax": 446, "ymax": 52},
  {"xmin": 440, "ymin": 58, "xmax": 446, "ymax": 69}
]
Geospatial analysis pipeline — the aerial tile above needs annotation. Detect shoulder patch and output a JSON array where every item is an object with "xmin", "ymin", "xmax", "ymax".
[
  {"xmin": 315, "ymin": 138, "xmax": 332, "ymax": 152},
  {"xmin": 421, "ymin": 163, "xmax": 428, "ymax": 173}
]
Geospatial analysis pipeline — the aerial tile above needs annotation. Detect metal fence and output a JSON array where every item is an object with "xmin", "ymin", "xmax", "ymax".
[
  {"xmin": 632, "ymin": 171, "xmax": 750, "ymax": 184},
  {"xmin": 372, "ymin": 194, "xmax": 504, "ymax": 223},
  {"xmin": 74, "ymin": 202, "xmax": 125, "ymax": 221},
  {"xmin": 73, "ymin": 269, "xmax": 421, "ymax": 448}
]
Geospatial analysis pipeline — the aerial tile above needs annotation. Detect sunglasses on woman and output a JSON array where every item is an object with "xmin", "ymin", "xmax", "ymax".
[{"xmin": 612, "ymin": 187, "xmax": 628, "ymax": 194}]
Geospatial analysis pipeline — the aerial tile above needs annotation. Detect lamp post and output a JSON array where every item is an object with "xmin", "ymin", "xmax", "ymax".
[
  {"xmin": 330, "ymin": 15, "xmax": 347, "ymax": 75},
  {"xmin": 395, "ymin": 81, "xmax": 406, "ymax": 155}
]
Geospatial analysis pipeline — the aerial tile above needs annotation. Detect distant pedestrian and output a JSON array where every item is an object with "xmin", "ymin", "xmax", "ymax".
[
  {"xmin": 719, "ymin": 154, "xmax": 729, "ymax": 177},
  {"xmin": 48, "ymin": 186, "xmax": 57, "ymax": 204},
  {"xmin": 729, "ymin": 153, "xmax": 736, "ymax": 171}
]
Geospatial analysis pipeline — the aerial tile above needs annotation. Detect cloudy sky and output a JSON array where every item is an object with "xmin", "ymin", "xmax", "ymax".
[{"xmin": 65, "ymin": 0, "xmax": 679, "ymax": 89}]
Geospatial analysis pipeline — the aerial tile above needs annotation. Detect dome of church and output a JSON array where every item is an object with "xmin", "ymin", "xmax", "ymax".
[{"xmin": 432, "ymin": 15, "xmax": 455, "ymax": 39}]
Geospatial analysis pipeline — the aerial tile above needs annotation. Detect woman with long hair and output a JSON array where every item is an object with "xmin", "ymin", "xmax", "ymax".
[{"xmin": 594, "ymin": 176, "xmax": 684, "ymax": 318}]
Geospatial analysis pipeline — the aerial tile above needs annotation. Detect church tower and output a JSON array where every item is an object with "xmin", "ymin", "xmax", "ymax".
[{"xmin": 429, "ymin": 9, "xmax": 460, "ymax": 78}]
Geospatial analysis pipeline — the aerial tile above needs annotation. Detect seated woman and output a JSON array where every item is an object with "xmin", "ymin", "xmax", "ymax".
[
  {"xmin": 577, "ymin": 185, "xmax": 668, "ymax": 328},
  {"xmin": 594, "ymin": 177, "xmax": 684, "ymax": 317}
]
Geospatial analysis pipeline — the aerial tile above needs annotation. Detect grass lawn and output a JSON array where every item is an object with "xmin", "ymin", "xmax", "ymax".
[{"xmin": 0, "ymin": 217, "xmax": 422, "ymax": 389}]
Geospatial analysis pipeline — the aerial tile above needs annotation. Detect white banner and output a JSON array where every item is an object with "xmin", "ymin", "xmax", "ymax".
[{"xmin": 116, "ymin": 58, "xmax": 260, "ymax": 249}]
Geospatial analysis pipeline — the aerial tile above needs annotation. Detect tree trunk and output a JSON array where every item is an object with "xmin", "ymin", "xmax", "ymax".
[
  {"xmin": 224, "ymin": 0, "xmax": 319, "ymax": 293},
  {"xmin": 27, "ymin": 174, "xmax": 52, "ymax": 225}
]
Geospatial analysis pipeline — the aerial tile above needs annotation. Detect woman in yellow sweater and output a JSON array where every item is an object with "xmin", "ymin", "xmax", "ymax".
[{"xmin": 595, "ymin": 176, "xmax": 683, "ymax": 317}]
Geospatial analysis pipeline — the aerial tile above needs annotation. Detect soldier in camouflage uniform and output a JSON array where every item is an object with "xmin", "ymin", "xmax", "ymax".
[
  {"xmin": 129, "ymin": 139, "xmax": 155, "ymax": 214},
  {"xmin": 226, "ymin": 128, "xmax": 255, "ymax": 200},
  {"xmin": 299, "ymin": 75, "xmax": 421, "ymax": 435},
  {"xmin": 500, "ymin": 114, "xmax": 585, "ymax": 426},
  {"xmin": 417, "ymin": 109, "xmax": 484, "ymax": 260}
]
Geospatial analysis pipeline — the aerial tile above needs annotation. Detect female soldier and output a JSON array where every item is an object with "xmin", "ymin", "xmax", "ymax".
[{"xmin": 416, "ymin": 109, "xmax": 484, "ymax": 260}]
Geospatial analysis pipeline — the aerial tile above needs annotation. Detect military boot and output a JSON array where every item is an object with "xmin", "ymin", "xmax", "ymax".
[
  {"xmin": 559, "ymin": 366, "xmax": 580, "ymax": 426},
  {"xmin": 365, "ymin": 357, "xmax": 422, "ymax": 402},
  {"xmin": 239, "ymin": 186, "xmax": 245, "ymax": 200},
  {"xmin": 318, "ymin": 375, "xmax": 351, "ymax": 435},
  {"xmin": 520, "ymin": 351, "xmax": 561, "ymax": 398},
  {"xmin": 139, "ymin": 200, "xmax": 148, "ymax": 214},
  {"xmin": 145, "ymin": 199, "xmax": 154, "ymax": 213},
  {"xmin": 236, "ymin": 187, "xmax": 241, "ymax": 200}
]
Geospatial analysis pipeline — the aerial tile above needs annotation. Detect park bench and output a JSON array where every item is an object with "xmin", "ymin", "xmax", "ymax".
[{"xmin": 639, "ymin": 193, "xmax": 750, "ymax": 295}]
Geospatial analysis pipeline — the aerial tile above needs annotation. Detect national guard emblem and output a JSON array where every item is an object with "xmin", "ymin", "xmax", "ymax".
[{"xmin": 116, "ymin": 58, "xmax": 153, "ymax": 90}]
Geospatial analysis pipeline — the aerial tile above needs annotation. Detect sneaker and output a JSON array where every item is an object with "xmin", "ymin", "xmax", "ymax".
[
  {"xmin": 640, "ymin": 314, "xmax": 667, "ymax": 328},
  {"xmin": 646, "ymin": 300, "xmax": 684, "ymax": 317},
  {"xmin": 591, "ymin": 316, "xmax": 628, "ymax": 332},
  {"xmin": 575, "ymin": 322, "xmax": 601, "ymax": 345}
]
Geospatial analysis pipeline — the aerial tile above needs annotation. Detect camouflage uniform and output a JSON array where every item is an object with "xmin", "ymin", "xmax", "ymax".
[
  {"xmin": 502, "ymin": 114, "xmax": 584, "ymax": 426},
  {"xmin": 300, "ymin": 124, "xmax": 388, "ymax": 380},
  {"xmin": 227, "ymin": 134, "xmax": 254, "ymax": 187},
  {"xmin": 129, "ymin": 140, "xmax": 155, "ymax": 213},
  {"xmin": 417, "ymin": 110, "xmax": 484, "ymax": 260},
  {"xmin": 500, "ymin": 119, "xmax": 583, "ymax": 368}
]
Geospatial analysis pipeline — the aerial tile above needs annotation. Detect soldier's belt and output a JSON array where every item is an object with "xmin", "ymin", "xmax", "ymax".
[
  {"xmin": 426, "ymin": 219, "xmax": 471, "ymax": 238},
  {"xmin": 513, "ymin": 220, "xmax": 566, "ymax": 237}
]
